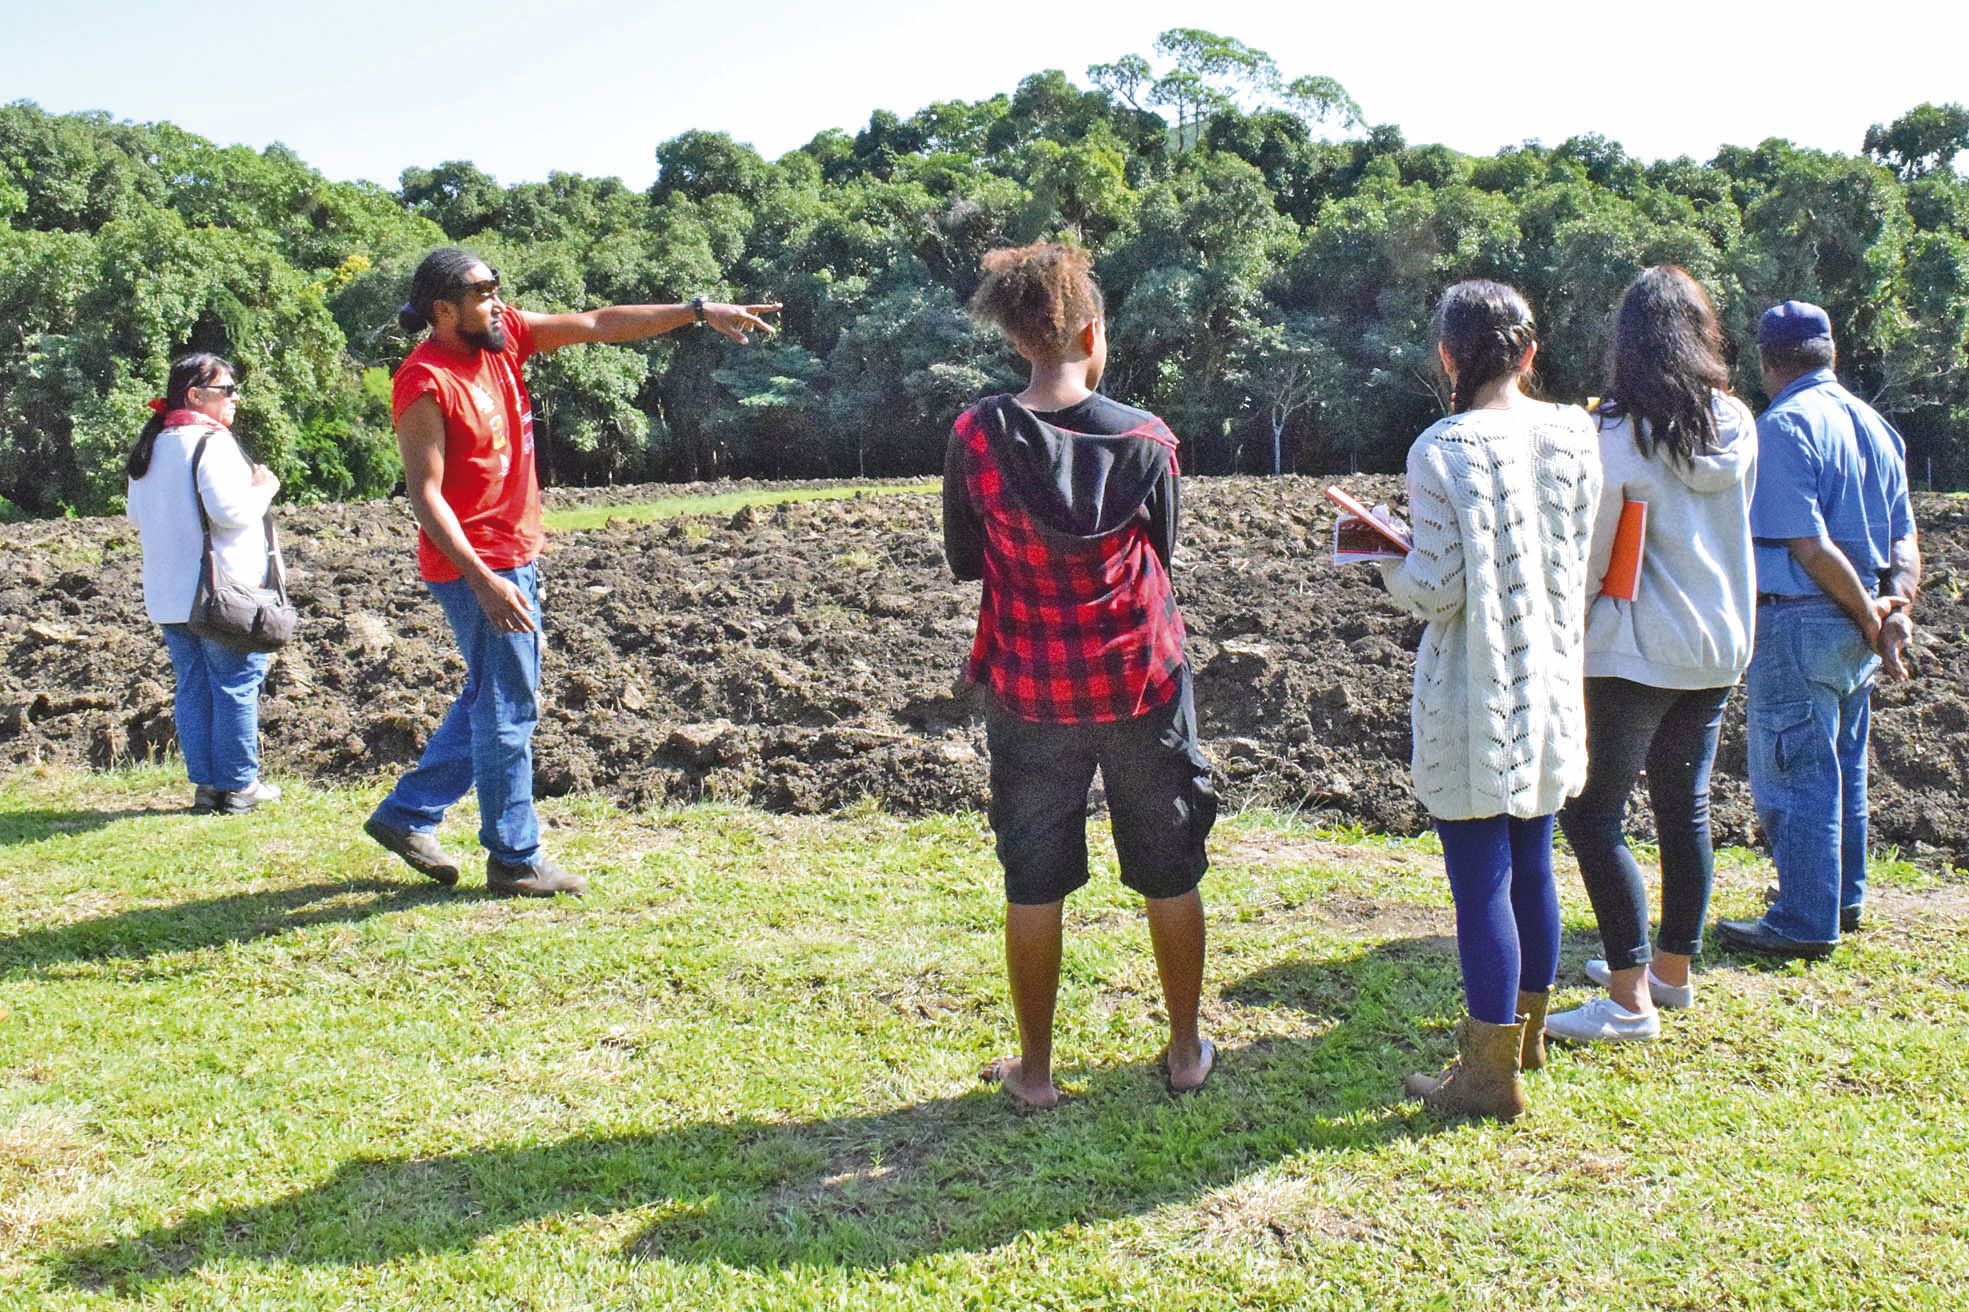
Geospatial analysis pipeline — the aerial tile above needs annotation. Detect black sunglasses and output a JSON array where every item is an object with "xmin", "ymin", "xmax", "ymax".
[
  {"xmin": 454, "ymin": 269, "xmax": 502, "ymax": 300},
  {"xmin": 196, "ymin": 383, "xmax": 242, "ymax": 397}
]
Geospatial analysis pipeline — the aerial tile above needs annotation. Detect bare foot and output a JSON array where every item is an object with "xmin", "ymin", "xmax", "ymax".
[
  {"xmin": 1164, "ymin": 1037, "xmax": 1216, "ymax": 1095},
  {"xmin": 980, "ymin": 1056, "xmax": 1059, "ymax": 1109}
]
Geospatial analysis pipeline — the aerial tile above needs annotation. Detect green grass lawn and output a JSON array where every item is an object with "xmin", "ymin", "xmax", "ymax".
[
  {"xmin": 542, "ymin": 483, "xmax": 937, "ymax": 533},
  {"xmin": 2, "ymin": 767, "xmax": 1965, "ymax": 1310}
]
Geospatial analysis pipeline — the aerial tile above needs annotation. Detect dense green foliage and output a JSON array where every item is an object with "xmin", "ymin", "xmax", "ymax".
[{"xmin": 4, "ymin": 35, "xmax": 1967, "ymax": 516}]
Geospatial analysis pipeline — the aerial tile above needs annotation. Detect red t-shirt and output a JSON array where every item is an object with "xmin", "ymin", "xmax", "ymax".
[{"xmin": 391, "ymin": 307, "xmax": 542, "ymax": 582}]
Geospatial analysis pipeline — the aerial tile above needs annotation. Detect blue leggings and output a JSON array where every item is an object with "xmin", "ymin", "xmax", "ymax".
[{"xmin": 1435, "ymin": 814, "xmax": 1561, "ymax": 1025}]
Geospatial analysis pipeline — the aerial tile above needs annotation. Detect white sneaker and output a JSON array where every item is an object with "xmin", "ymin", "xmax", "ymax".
[
  {"xmin": 216, "ymin": 780, "xmax": 282, "ymax": 814},
  {"xmin": 1583, "ymin": 958, "xmax": 1694, "ymax": 1010},
  {"xmin": 1543, "ymin": 996, "xmax": 1662, "ymax": 1043}
]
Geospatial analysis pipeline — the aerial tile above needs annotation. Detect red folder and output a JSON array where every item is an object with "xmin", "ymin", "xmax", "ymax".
[
  {"xmin": 1324, "ymin": 486, "xmax": 1412, "ymax": 555},
  {"xmin": 1600, "ymin": 499, "xmax": 1647, "ymax": 601}
]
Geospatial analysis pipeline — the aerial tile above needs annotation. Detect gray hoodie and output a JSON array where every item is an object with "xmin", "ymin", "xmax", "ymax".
[{"xmin": 1583, "ymin": 392, "xmax": 1759, "ymax": 689}]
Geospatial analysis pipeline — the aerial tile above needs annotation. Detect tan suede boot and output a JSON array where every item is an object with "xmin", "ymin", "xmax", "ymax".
[
  {"xmin": 1403, "ymin": 1017, "xmax": 1528, "ymax": 1122},
  {"xmin": 1517, "ymin": 990, "xmax": 1549, "ymax": 1073}
]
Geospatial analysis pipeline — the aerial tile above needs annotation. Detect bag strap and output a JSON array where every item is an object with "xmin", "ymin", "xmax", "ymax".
[{"xmin": 189, "ymin": 429, "xmax": 286, "ymax": 597}]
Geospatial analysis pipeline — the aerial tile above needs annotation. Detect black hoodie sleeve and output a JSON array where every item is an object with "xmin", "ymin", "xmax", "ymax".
[
  {"xmin": 943, "ymin": 426, "xmax": 984, "ymax": 582},
  {"xmin": 1146, "ymin": 459, "xmax": 1178, "ymax": 573}
]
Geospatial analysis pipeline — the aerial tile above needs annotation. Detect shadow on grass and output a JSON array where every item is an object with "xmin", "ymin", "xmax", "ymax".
[
  {"xmin": 0, "ymin": 879, "xmax": 460, "ymax": 977},
  {"xmin": 0, "ymin": 806, "xmax": 160, "ymax": 848},
  {"xmin": 55, "ymin": 939, "xmax": 1466, "ymax": 1287}
]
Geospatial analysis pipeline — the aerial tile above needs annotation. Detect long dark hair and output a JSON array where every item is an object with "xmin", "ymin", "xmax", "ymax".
[
  {"xmin": 1601, "ymin": 265, "xmax": 1728, "ymax": 464},
  {"xmin": 126, "ymin": 353, "xmax": 233, "ymax": 481},
  {"xmin": 398, "ymin": 247, "xmax": 486, "ymax": 334},
  {"xmin": 1433, "ymin": 280, "xmax": 1537, "ymax": 413}
]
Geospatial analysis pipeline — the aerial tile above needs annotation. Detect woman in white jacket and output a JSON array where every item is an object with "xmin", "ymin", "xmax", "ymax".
[
  {"xmin": 125, "ymin": 354, "xmax": 283, "ymax": 814},
  {"xmin": 1549, "ymin": 266, "xmax": 1757, "ymax": 1042}
]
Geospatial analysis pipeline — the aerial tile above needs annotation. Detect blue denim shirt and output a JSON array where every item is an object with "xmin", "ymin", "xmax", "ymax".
[{"xmin": 1749, "ymin": 369, "xmax": 1913, "ymax": 597}]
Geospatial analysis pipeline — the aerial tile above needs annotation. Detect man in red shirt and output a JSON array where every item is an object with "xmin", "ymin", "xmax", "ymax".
[{"xmin": 364, "ymin": 247, "xmax": 778, "ymax": 896}]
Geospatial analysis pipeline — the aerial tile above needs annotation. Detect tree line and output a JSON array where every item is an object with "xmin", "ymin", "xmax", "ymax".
[{"xmin": 3, "ymin": 31, "xmax": 1966, "ymax": 518}]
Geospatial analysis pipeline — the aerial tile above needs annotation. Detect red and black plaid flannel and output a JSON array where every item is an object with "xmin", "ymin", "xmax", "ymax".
[{"xmin": 954, "ymin": 404, "xmax": 1187, "ymax": 724}]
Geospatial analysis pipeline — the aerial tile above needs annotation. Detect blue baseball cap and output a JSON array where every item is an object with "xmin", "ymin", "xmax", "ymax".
[{"xmin": 1757, "ymin": 300, "xmax": 1834, "ymax": 348}]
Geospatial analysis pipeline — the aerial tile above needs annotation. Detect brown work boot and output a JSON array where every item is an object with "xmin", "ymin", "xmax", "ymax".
[
  {"xmin": 1404, "ymin": 1016, "xmax": 1528, "ymax": 1122},
  {"xmin": 486, "ymin": 854, "xmax": 586, "ymax": 898},
  {"xmin": 1517, "ymin": 990, "xmax": 1549, "ymax": 1073},
  {"xmin": 364, "ymin": 813, "xmax": 461, "ymax": 887}
]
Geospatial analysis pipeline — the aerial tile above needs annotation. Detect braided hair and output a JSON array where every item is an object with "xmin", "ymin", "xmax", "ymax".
[
  {"xmin": 1433, "ymin": 280, "xmax": 1538, "ymax": 413},
  {"xmin": 126, "ymin": 353, "xmax": 233, "ymax": 481},
  {"xmin": 398, "ymin": 247, "xmax": 487, "ymax": 334}
]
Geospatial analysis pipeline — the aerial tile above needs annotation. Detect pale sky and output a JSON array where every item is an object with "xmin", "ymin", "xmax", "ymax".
[{"xmin": 3, "ymin": 0, "xmax": 1963, "ymax": 190}]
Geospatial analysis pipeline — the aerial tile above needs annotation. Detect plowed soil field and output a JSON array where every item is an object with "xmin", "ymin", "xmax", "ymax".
[{"xmin": 6, "ymin": 479, "xmax": 1968, "ymax": 868}]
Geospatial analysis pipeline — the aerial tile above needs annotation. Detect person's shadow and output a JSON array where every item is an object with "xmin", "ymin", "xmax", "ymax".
[
  {"xmin": 0, "ymin": 805, "xmax": 154, "ymax": 849},
  {"xmin": 0, "ymin": 879, "xmax": 459, "ymax": 978},
  {"xmin": 56, "ymin": 937, "xmax": 1471, "ymax": 1289}
]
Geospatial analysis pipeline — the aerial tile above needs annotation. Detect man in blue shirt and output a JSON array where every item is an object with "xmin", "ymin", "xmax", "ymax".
[{"xmin": 1721, "ymin": 301, "xmax": 1920, "ymax": 960}]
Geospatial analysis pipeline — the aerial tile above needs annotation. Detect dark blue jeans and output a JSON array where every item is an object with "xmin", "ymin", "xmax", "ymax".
[{"xmin": 1558, "ymin": 678, "xmax": 1732, "ymax": 971}]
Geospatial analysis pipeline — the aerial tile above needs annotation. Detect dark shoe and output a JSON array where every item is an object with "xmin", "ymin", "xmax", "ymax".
[
  {"xmin": 363, "ymin": 814, "xmax": 461, "ymax": 887},
  {"xmin": 1516, "ymin": 990, "xmax": 1549, "ymax": 1073},
  {"xmin": 191, "ymin": 785, "xmax": 222, "ymax": 815},
  {"xmin": 1719, "ymin": 918, "xmax": 1835, "ymax": 962},
  {"xmin": 1404, "ymin": 1016, "xmax": 1527, "ymax": 1122},
  {"xmin": 215, "ymin": 780, "xmax": 282, "ymax": 815},
  {"xmin": 486, "ymin": 854, "xmax": 586, "ymax": 898}
]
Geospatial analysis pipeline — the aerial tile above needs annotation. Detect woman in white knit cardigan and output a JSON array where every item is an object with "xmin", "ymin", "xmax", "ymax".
[{"xmin": 1378, "ymin": 281, "xmax": 1602, "ymax": 1121}]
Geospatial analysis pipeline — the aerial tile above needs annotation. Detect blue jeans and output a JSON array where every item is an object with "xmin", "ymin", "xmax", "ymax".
[
  {"xmin": 1559, "ymin": 679, "xmax": 1732, "ymax": 970},
  {"xmin": 1434, "ymin": 814, "xmax": 1561, "ymax": 1025},
  {"xmin": 372, "ymin": 564, "xmax": 542, "ymax": 866},
  {"xmin": 160, "ymin": 625, "xmax": 270, "ymax": 790},
  {"xmin": 1745, "ymin": 597, "xmax": 1878, "ymax": 944}
]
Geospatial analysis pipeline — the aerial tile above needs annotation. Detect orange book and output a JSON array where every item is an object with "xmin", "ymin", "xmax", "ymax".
[{"xmin": 1600, "ymin": 499, "xmax": 1647, "ymax": 601}]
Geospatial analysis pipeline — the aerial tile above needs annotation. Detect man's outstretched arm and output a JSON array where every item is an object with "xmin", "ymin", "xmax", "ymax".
[{"xmin": 522, "ymin": 301, "xmax": 781, "ymax": 353}]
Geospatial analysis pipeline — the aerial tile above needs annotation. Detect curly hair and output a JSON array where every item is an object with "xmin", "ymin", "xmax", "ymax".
[
  {"xmin": 1434, "ymin": 279, "xmax": 1538, "ymax": 414},
  {"xmin": 968, "ymin": 242, "xmax": 1104, "ymax": 359}
]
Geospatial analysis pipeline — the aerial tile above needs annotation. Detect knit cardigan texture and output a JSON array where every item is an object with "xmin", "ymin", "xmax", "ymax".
[{"xmin": 1379, "ymin": 404, "xmax": 1602, "ymax": 821}]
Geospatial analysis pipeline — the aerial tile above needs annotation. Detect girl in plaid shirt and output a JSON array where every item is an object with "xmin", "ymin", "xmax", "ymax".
[{"xmin": 945, "ymin": 242, "xmax": 1218, "ymax": 1107}]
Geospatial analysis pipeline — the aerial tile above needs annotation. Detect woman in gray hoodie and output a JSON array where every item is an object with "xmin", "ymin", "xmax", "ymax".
[{"xmin": 1548, "ymin": 266, "xmax": 1757, "ymax": 1044}]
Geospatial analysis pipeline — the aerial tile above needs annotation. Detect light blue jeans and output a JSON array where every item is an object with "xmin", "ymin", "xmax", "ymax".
[
  {"xmin": 371, "ymin": 564, "xmax": 542, "ymax": 867},
  {"xmin": 1745, "ymin": 596, "xmax": 1878, "ymax": 944},
  {"xmin": 159, "ymin": 624, "xmax": 270, "ymax": 791}
]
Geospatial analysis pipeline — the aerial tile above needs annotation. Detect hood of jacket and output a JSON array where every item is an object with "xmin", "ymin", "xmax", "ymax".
[{"xmin": 976, "ymin": 394, "xmax": 1170, "ymax": 540}]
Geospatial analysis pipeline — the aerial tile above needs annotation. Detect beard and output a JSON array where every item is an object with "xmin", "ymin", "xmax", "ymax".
[{"xmin": 461, "ymin": 321, "xmax": 508, "ymax": 353}]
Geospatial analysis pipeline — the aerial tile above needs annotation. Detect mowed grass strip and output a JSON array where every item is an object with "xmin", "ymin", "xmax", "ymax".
[
  {"xmin": 1, "ymin": 766, "xmax": 1965, "ymax": 1310},
  {"xmin": 542, "ymin": 483, "xmax": 938, "ymax": 534}
]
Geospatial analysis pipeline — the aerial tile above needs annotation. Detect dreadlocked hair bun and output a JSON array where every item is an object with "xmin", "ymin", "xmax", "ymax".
[{"xmin": 969, "ymin": 242, "xmax": 1103, "ymax": 360}]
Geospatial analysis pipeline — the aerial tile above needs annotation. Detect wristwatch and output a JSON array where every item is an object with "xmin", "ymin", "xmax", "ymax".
[{"xmin": 690, "ymin": 294, "xmax": 708, "ymax": 325}]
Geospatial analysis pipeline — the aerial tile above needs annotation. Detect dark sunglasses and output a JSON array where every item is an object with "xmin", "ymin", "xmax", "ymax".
[
  {"xmin": 196, "ymin": 383, "xmax": 242, "ymax": 397},
  {"xmin": 454, "ymin": 269, "xmax": 502, "ymax": 300}
]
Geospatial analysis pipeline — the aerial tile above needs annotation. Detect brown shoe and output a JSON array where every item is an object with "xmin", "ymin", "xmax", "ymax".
[
  {"xmin": 1517, "ymin": 990, "xmax": 1549, "ymax": 1073},
  {"xmin": 363, "ymin": 814, "xmax": 461, "ymax": 887},
  {"xmin": 486, "ymin": 854, "xmax": 586, "ymax": 898},
  {"xmin": 1404, "ymin": 1016, "xmax": 1528, "ymax": 1122}
]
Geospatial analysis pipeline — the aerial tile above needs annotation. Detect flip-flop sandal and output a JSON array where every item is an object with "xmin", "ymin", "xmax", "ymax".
[{"xmin": 1164, "ymin": 1038, "xmax": 1217, "ymax": 1096}]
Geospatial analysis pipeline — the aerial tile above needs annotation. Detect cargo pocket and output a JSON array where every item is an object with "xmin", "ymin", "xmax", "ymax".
[{"xmin": 1750, "ymin": 699, "xmax": 1821, "ymax": 778}]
